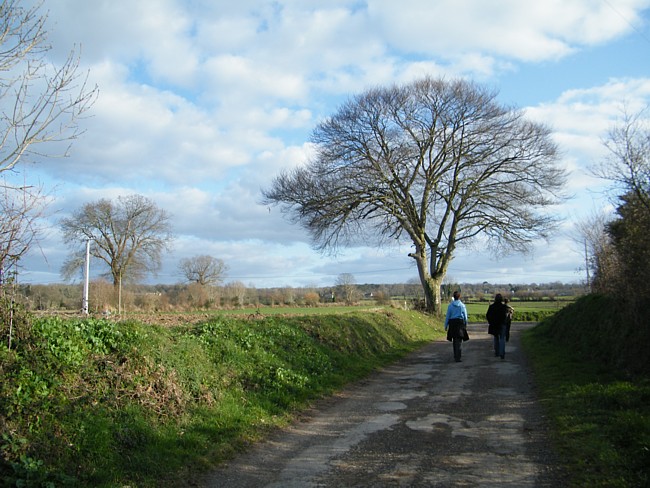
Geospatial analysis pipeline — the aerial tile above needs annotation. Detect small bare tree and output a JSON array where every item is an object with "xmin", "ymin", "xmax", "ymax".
[
  {"xmin": 572, "ymin": 211, "xmax": 618, "ymax": 294},
  {"xmin": 0, "ymin": 178, "xmax": 49, "ymax": 285},
  {"xmin": 178, "ymin": 255, "xmax": 228, "ymax": 286},
  {"xmin": 335, "ymin": 272, "xmax": 359, "ymax": 305},
  {"xmin": 226, "ymin": 281, "xmax": 247, "ymax": 308}
]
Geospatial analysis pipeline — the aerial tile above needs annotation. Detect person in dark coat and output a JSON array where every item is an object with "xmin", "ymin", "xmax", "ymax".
[
  {"xmin": 444, "ymin": 290, "xmax": 469, "ymax": 362},
  {"xmin": 486, "ymin": 293, "xmax": 508, "ymax": 359},
  {"xmin": 504, "ymin": 297, "xmax": 514, "ymax": 342}
]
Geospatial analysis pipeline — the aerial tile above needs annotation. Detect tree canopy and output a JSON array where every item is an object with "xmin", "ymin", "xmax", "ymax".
[{"xmin": 263, "ymin": 77, "xmax": 567, "ymax": 313}]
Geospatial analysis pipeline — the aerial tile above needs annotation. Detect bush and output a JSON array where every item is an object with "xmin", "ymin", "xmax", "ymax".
[{"xmin": 542, "ymin": 294, "xmax": 650, "ymax": 376}]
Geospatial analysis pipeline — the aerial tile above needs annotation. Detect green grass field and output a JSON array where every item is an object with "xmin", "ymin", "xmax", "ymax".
[
  {"xmin": 463, "ymin": 300, "xmax": 569, "ymax": 316},
  {"xmin": 118, "ymin": 300, "xmax": 570, "ymax": 325}
]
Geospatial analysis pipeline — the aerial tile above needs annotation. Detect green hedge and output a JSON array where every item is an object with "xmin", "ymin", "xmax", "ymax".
[{"xmin": 467, "ymin": 309, "xmax": 556, "ymax": 323}]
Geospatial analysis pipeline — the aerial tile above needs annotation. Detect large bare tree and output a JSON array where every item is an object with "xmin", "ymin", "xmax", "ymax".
[
  {"xmin": 60, "ymin": 195, "xmax": 174, "ymax": 288},
  {"xmin": 263, "ymin": 77, "xmax": 567, "ymax": 313}
]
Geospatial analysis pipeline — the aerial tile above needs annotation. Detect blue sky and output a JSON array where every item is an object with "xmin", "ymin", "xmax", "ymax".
[{"xmin": 9, "ymin": 0, "xmax": 650, "ymax": 288}]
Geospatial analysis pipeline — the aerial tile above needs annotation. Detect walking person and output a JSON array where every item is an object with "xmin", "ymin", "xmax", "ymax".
[
  {"xmin": 444, "ymin": 291, "xmax": 469, "ymax": 362},
  {"xmin": 504, "ymin": 297, "xmax": 514, "ymax": 342},
  {"xmin": 486, "ymin": 293, "xmax": 508, "ymax": 359}
]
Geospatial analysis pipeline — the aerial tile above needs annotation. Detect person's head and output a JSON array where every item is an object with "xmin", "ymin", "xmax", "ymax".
[
  {"xmin": 453, "ymin": 290, "xmax": 461, "ymax": 301},
  {"xmin": 494, "ymin": 293, "xmax": 503, "ymax": 303}
]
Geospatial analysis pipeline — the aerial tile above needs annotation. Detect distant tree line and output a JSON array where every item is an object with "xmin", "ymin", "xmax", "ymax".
[{"xmin": 12, "ymin": 279, "xmax": 585, "ymax": 313}]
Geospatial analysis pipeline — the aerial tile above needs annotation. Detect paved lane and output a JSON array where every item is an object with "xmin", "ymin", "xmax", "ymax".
[{"xmin": 202, "ymin": 323, "xmax": 565, "ymax": 487}]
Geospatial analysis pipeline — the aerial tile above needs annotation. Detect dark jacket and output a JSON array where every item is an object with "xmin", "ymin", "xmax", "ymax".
[
  {"xmin": 446, "ymin": 318, "xmax": 470, "ymax": 342},
  {"xmin": 486, "ymin": 302, "xmax": 508, "ymax": 336}
]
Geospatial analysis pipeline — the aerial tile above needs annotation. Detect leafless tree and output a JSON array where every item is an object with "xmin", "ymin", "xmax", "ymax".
[
  {"xmin": 0, "ymin": 178, "xmax": 49, "ymax": 283},
  {"xmin": 0, "ymin": 0, "xmax": 97, "ymax": 175},
  {"xmin": 593, "ymin": 108, "xmax": 650, "ymax": 211},
  {"xmin": 226, "ymin": 280, "xmax": 247, "ymax": 308},
  {"xmin": 335, "ymin": 272, "xmax": 358, "ymax": 305},
  {"xmin": 0, "ymin": 0, "xmax": 96, "ymax": 295},
  {"xmin": 178, "ymin": 255, "xmax": 228, "ymax": 286},
  {"xmin": 572, "ymin": 211, "xmax": 617, "ymax": 293},
  {"xmin": 60, "ymin": 195, "xmax": 174, "ymax": 288},
  {"xmin": 590, "ymin": 109, "xmax": 650, "ymax": 300},
  {"xmin": 263, "ymin": 77, "xmax": 567, "ymax": 313}
]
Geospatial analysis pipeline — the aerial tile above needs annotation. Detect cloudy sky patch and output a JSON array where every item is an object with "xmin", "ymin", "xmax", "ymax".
[{"xmin": 12, "ymin": 0, "xmax": 650, "ymax": 287}]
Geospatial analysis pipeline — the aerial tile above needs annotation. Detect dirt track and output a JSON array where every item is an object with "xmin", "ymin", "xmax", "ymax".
[{"xmin": 201, "ymin": 323, "xmax": 566, "ymax": 487}]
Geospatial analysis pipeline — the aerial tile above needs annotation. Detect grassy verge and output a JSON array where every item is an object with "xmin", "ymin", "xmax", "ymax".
[
  {"xmin": 0, "ymin": 308, "xmax": 442, "ymax": 487},
  {"xmin": 522, "ymin": 296, "xmax": 650, "ymax": 487}
]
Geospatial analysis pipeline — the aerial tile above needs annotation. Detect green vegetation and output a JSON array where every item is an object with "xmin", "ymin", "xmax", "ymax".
[
  {"xmin": 523, "ymin": 295, "xmax": 650, "ymax": 487},
  {"xmin": 456, "ymin": 300, "xmax": 569, "ymax": 323},
  {"xmin": 0, "ymin": 308, "xmax": 442, "ymax": 487}
]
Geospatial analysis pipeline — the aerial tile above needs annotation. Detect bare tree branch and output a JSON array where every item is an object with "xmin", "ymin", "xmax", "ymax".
[{"xmin": 0, "ymin": 0, "xmax": 98, "ymax": 174}]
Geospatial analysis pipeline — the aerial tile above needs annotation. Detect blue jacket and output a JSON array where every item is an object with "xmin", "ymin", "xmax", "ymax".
[{"xmin": 444, "ymin": 299, "xmax": 468, "ymax": 330}]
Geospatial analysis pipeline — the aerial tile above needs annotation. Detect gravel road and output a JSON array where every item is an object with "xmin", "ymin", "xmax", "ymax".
[{"xmin": 201, "ymin": 322, "xmax": 566, "ymax": 487}]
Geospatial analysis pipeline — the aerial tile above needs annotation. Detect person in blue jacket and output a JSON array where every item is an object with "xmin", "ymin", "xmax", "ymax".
[{"xmin": 444, "ymin": 290, "xmax": 469, "ymax": 362}]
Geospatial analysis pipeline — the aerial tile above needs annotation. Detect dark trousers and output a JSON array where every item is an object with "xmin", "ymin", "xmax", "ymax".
[
  {"xmin": 453, "ymin": 337, "xmax": 462, "ymax": 361},
  {"xmin": 448, "ymin": 318, "xmax": 466, "ymax": 362}
]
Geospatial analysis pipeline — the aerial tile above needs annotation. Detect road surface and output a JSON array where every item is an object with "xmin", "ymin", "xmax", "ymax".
[{"xmin": 202, "ymin": 322, "xmax": 565, "ymax": 487}]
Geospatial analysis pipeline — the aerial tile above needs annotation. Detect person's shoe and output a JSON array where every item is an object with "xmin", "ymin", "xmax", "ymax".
[{"xmin": 500, "ymin": 355, "xmax": 505, "ymax": 359}]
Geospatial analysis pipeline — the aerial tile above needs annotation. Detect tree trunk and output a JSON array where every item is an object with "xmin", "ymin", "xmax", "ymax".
[
  {"xmin": 423, "ymin": 275, "xmax": 443, "ymax": 315},
  {"xmin": 410, "ymin": 247, "xmax": 445, "ymax": 316}
]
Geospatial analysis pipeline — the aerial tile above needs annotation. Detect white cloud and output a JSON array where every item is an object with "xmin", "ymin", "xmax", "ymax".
[{"xmin": 367, "ymin": 0, "xmax": 650, "ymax": 62}]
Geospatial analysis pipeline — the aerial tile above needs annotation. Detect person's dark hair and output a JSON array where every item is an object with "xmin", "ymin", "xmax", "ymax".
[
  {"xmin": 453, "ymin": 290, "xmax": 461, "ymax": 300},
  {"xmin": 494, "ymin": 293, "xmax": 503, "ymax": 303}
]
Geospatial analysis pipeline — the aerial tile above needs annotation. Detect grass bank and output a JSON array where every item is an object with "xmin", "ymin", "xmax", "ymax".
[
  {"xmin": 522, "ymin": 295, "xmax": 650, "ymax": 487},
  {"xmin": 0, "ymin": 308, "xmax": 442, "ymax": 487}
]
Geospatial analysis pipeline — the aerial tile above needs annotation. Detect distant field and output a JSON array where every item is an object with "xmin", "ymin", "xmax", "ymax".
[
  {"xmin": 462, "ymin": 300, "xmax": 571, "ymax": 316},
  {"xmin": 115, "ymin": 300, "xmax": 571, "ymax": 326},
  {"xmin": 218, "ymin": 301, "xmax": 572, "ymax": 317},
  {"xmin": 218, "ymin": 304, "xmax": 385, "ymax": 316}
]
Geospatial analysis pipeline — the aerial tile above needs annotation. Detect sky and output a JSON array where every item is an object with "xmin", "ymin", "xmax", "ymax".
[{"xmin": 7, "ymin": 0, "xmax": 650, "ymax": 289}]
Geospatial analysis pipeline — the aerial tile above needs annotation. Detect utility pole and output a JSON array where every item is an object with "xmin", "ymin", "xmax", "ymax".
[{"xmin": 82, "ymin": 239, "xmax": 90, "ymax": 315}]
